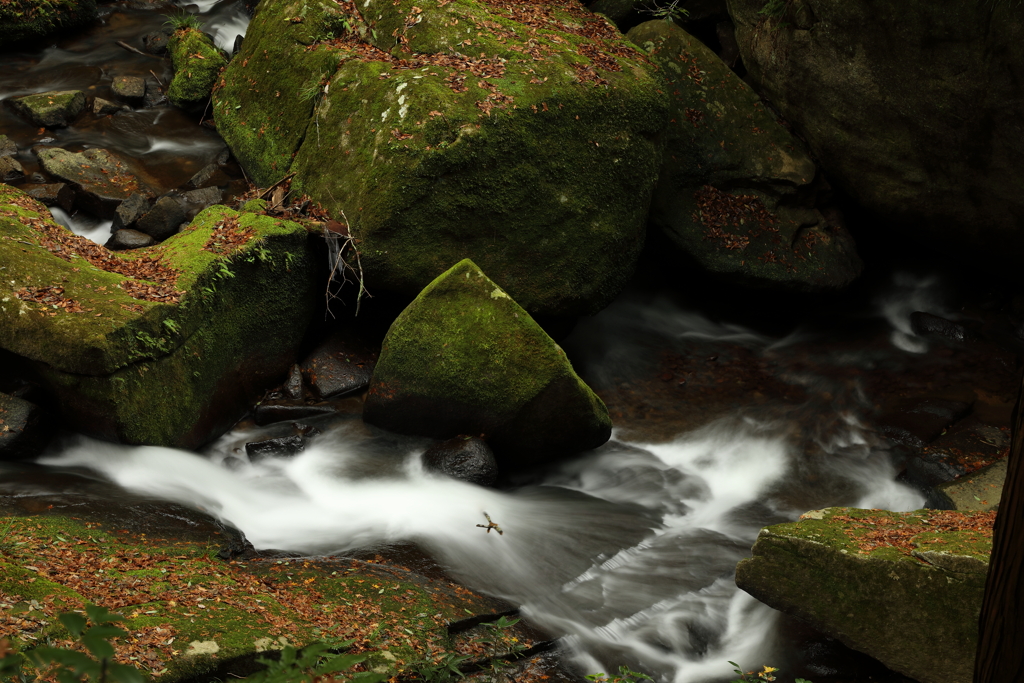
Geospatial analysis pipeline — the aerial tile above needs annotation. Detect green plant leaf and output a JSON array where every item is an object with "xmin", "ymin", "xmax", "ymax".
[{"xmin": 58, "ymin": 612, "xmax": 88, "ymax": 637}]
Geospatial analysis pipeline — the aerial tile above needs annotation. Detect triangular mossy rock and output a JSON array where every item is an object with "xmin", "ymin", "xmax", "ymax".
[{"xmin": 364, "ymin": 259, "xmax": 611, "ymax": 467}]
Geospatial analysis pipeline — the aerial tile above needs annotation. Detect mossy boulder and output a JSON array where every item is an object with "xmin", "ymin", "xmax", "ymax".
[
  {"xmin": 736, "ymin": 507, "xmax": 993, "ymax": 683},
  {"xmin": 9, "ymin": 90, "xmax": 86, "ymax": 128},
  {"xmin": 0, "ymin": 0, "xmax": 96, "ymax": 48},
  {"xmin": 726, "ymin": 0, "xmax": 1024, "ymax": 265},
  {"xmin": 627, "ymin": 20, "xmax": 861, "ymax": 291},
  {"xmin": 213, "ymin": 0, "xmax": 668, "ymax": 317},
  {"xmin": 364, "ymin": 259, "xmax": 611, "ymax": 467},
  {"xmin": 0, "ymin": 185, "xmax": 316, "ymax": 448},
  {"xmin": 168, "ymin": 28, "xmax": 228, "ymax": 109}
]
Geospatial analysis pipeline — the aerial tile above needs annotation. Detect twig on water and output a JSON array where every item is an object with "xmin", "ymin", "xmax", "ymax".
[{"xmin": 116, "ymin": 40, "xmax": 146, "ymax": 56}]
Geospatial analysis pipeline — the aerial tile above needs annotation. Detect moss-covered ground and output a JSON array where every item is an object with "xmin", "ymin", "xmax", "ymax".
[
  {"xmin": 0, "ymin": 514, "xmax": 523, "ymax": 681},
  {"xmin": 0, "ymin": 0, "xmax": 97, "ymax": 48}
]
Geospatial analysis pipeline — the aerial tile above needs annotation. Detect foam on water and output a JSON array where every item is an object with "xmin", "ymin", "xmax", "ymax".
[
  {"xmin": 877, "ymin": 272, "xmax": 948, "ymax": 354},
  {"xmin": 49, "ymin": 207, "xmax": 112, "ymax": 244},
  {"xmin": 43, "ymin": 399, "xmax": 923, "ymax": 682}
]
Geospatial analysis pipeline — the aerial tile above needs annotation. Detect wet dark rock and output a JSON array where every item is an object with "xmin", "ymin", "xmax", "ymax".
[
  {"xmin": 252, "ymin": 403, "xmax": 339, "ymax": 426},
  {"xmin": 422, "ymin": 436, "xmax": 499, "ymax": 486},
  {"xmin": 232, "ymin": 33, "xmax": 244, "ymax": 55},
  {"xmin": 29, "ymin": 172, "xmax": 46, "ymax": 184},
  {"xmin": 187, "ymin": 163, "xmax": 230, "ymax": 189},
  {"xmin": 9, "ymin": 90, "xmax": 86, "ymax": 128},
  {"xmin": 0, "ymin": 392, "xmax": 49, "ymax": 461},
  {"xmin": 910, "ymin": 312, "xmax": 977, "ymax": 343},
  {"xmin": 24, "ymin": 183, "xmax": 74, "ymax": 212},
  {"xmin": 135, "ymin": 193, "xmax": 188, "ymax": 241},
  {"xmin": 111, "ymin": 75, "xmax": 146, "ymax": 104},
  {"xmin": 0, "ymin": 156, "xmax": 25, "ymax": 183},
  {"xmin": 0, "ymin": 134, "xmax": 16, "ymax": 157},
  {"xmin": 112, "ymin": 192, "xmax": 151, "ymax": 230},
  {"xmin": 92, "ymin": 97, "xmax": 128, "ymax": 116},
  {"xmin": 905, "ymin": 418, "xmax": 1009, "ymax": 489},
  {"xmin": 216, "ymin": 148, "xmax": 232, "ymax": 166},
  {"xmin": 282, "ymin": 363, "xmax": 304, "ymax": 400},
  {"xmin": 35, "ymin": 147, "xmax": 155, "ymax": 218},
  {"xmin": 143, "ymin": 79, "xmax": 167, "ymax": 108},
  {"xmin": 877, "ymin": 398, "xmax": 973, "ymax": 449},
  {"xmin": 300, "ymin": 331, "xmax": 377, "ymax": 399},
  {"xmin": 105, "ymin": 228, "xmax": 155, "ymax": 250},
  {"xmin": 183, "ymin": 185, "xmax": 223, "ymax": 211},
  {"xmin": 245, "ymin": 434, "xmax": 306, "ymax": 459},
  {"xmin": 143, "ymin": 29, "xmax": 173, "ymax": 55}
]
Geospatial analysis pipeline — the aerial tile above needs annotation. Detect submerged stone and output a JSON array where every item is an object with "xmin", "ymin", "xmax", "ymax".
[
  {"xmin": 35, "ymin": 147, "xmax": 156, "ymax": 219},
  {"xmin": 9, "ymin": 90, "xmax": 86, "ymax": 128},
  {"xmin": 0, "ymin": 186, "xmax": 316, "ymax": 448},
  {"xmin": 736, "ymin": 507, "xmax": 991, "ymax": 683},
  {"xmin": 167, "ymin": 28, "xmax": 227, "ymax": 109},
  {"xmin": 214, "ymin": 0, "xmax": 668, "ymax": 317},
  {"xmin": 627, "ymin": 20, "xmax": 861, "ymax": 291},
  {"xmin": 364, "ymin": 259, "xmax": 611, "ymax": 467},
  {"xmin": 422, "ymin": 435, "xmax": 498, "ymax": 486}
]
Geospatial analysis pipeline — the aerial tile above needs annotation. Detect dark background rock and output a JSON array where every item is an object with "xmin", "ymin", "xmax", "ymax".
[
  {"xmin": 135, "ymin": 192, "xmax": 188, "ymax": 240},
  {"xmin": 877, "ymin": 398, "xmax": 973, "ymax": 449},
  {"xmin": 0, "ymin": 392, "xmax": 49, "ymax": 461},
  {"xmin": 252, "ymin": 403, "xmax": 339, "ymax": 427},
  {"xmin": 0, "ymin": 134, "xmax": 16, "ymax": 157},
  {"xmin": 25, "ymin": 183, "xmax": 75, "ymax": 212},
  {"xmin": 300, "ymin": 330, "xmax": 377, "ymax": 400},
  {"xmin": 143, "ymin": 28, "xmax": 173, "ymax": 55},
  {"xmin": 910, "ymin": 312, "xmax": 978, "ymax": 344},
  {"xmin": 422, "ymin": 436, "xmax": 499, "ymax": 487},
  {"xmin": 187, "ymin": 163, "xmax": 230, "ymax": 189},
  {"xmin": 112, "ymin": 192, "xmax": 151, "ymax": 230},
  {"xmin": 105, "ymin": 228, "xmax": 155, "ymax": 250},
  {"xmin": 282, "ymin": 364, "xmax": 304, "ymax": 400}
]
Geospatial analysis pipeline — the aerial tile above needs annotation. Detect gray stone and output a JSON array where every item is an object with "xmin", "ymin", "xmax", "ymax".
[
  {"xmin": 627, "ymin": 20, "xmax": 861, "ymax": 291},
  {"xmin": 111, "ymin": 75, "xmax": 146, "ymax": 103},
  {"xmin": 423, "ymin": 436, "xmax": 498, "ymax": 486},
  {"xmin": 300, "ymin": 331, "xmax": 377, "ymax": 399},
  {"xmin": 112, "ymin": 192, "xmax": 151, "ymax": 230},
  {"xmin": 135, "ymin": 193, "xmax": 188, "ymax": 241},
  {"xmin": 936, "ymin": 458, "xmax": 1006, "ymax": 512},
  {"xmin": 0, "ymin": 134, "xmax": 16, "ymax": 157},
  {"xmin": 182, "ymin": 186, "xmax": 223, "ymax": 213},
  {"xmin": 0, "ymin": 391, "xmax": 49, "ymax": 461},
  {"xmin": 736, "ymin": 507, "xmax": 989, "ymax": 683},
  {"xmin": 23, "ymin": 183, "xmax": 75, "ymax": 212},
  {"xmin": 186, "ymin": 163, "xmax": 230, "ymax": 189},
  {"xmin": 36, "ymin": 147, "xmax": 155, "ymax": 218},
  {"xmin": 9, "ymin": 90, "xmax": 86, "ymax": 128},
  {"xmin": 105, "ymin": 228, "xmax": 156, "ymax": 250},
  {"xmin": 93, "ymin": 97, "xmax": 129, "ymax": 116},
  {"xmin": 0, "ymin": 155, "xmax": 25, "ymax": 183}
]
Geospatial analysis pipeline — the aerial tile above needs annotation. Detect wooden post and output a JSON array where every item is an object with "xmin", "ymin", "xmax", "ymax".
[{"xmin": 975, "ymin": 369, "xmax": 1024, "ymax": 682}]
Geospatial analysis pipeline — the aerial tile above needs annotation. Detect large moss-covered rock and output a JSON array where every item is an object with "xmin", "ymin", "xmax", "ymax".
[
  {"xmin": 214, "ymin": 0, "xmax": 668, "ymax": 317},
  {"xmin": 726, "ymin": 0, "xmax": 1024, "ymax": 264},
  {"xmin": 736, "ymin": 507, "xmax": 993, "ymax": 683},
  {"xmin": 364, "ymin": 259, "xmax": 611, "ymax": 467},
  {"xmin": 627, "ymin": 20, "xmax": 861, "ymax": 290},
  {"xmin": 9, "ymin": 91, "xmax": 86, "ymax": 129},
  {"xmin": 0, "ymin": 186, "xmax": 316, "ymax": 448},
  {"xmin": 0, "ymin": 0, "xmax": 96, "ymax": 48},
  {"xmin": 168, "ymin": 28, "xmax": 228, "ymax": 109}
]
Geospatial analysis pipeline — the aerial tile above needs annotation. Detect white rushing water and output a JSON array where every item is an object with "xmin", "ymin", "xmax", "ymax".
[
  {"xmin": 877, "ymin": 272, "xmax": 948, "ymax": 354},
  {"xmin": 42, "ymin": 405, "xmax": 923, "ymax": 682},
  {"xmin": 49, "ymin": 207, "xmax": 112, "ymax": 244}
]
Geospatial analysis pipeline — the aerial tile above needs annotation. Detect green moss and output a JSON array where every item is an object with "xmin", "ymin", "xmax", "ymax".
[
  {"xmin": 0, "ymin": 188, "xmax": 317, "ymax": 447},
  {"xmin": 168, "ymin": 28, "xmax": 228, "ymax": 108},
  {"xmin": 365, "ymin": 259, "xmax": 610, "ymax": 463},
  {"xmin": 0, "ymin": 0, "xmax": 97, "ymax": 48},
  {"xmin": 215, "ymin": 0, "xmax": 669, "ymax": 316}
]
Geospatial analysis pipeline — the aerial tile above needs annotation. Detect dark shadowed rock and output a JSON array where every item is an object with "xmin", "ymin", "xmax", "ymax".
[
  {"xmin": 111, "ymin": 75, "xmax": 146, "ymax": 104},
  {"xmin": 282, "ymin": 363, "xmax": 304, "ymax": 400},
  {"xmin": 905, "ymin": 419, "xmax": 1009, "ymax": 489},
  {"xmin": 245, "ymin": 434, "xmax": 306, "ymax": 459},
  {"xmin": 253, "ymin": 403, "xmax": 339, "ymax": 426},
  {"xmin": 112, "ymin": 192, "xmax": 151, "ymax": 230},
  {"xmin": 105, "ymin": 229, "xmax": 156, "ymax": 251},
  {"xmin": 300, "ymin": 331, "xmax": 377, "ymax": 399},
  {"xmin": 0, "ymin": 392, "xmax": 49, "ymax": 461},
  {"xmin": 143, "ymin": 79, "xmax": 167, "ymax": 108},
  {"xmin": 365, "ymin": 259, "xmax": 611, "ymax": 468},
  {"xmin": 24, "ymin": 183, "xmax": 74, "ymax": 212},
  {"xmin": 183, "ymin": 186, "xmax": 222, "ymax": 212},
  {"xmin": 877, "ymin": 398, "xmax": 973, "ymax": 449},
  {"xmin": 135, "ymin": 193, "xmax": 188, "ymax": 241},
  {"xmin": 143, "ymin": 29, "xmax": 172, "ymax": 55},
  {"xmin": 0, "ymin": 156, "xmax": 25, "ymax": 183},
  {"xmin": 35, "ymin": 147, "xmax": 155, "ymax": 218},
  {"xmin": 0, "ymin": 135, "xmax": 16, "ymax": 157},
  {"xmin": 92, "ymin": 97, "xmax": 129, "ymax": 116},
  {"xmin": 910, "ymin": 312, "xmax": 977, "ymax": 344},
  {"xmin": 423, "ymin": 436, "xmax": 498, "ymax": 486},
  {"xmin": 9, "ymin": 90, "xmax": 86, "ymax": 128},
  {"xmin": 186, "ymin": 163, "xmax": 230, "ymax": 189}
]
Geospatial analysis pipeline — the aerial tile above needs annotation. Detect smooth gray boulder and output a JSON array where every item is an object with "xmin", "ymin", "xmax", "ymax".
[{"xmin": 736, "ymin": 507, "xmax": 992, "ymax": 683}]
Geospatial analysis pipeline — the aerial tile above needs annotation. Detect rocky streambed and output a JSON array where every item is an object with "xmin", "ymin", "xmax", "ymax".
[{"xmin": 1, "ymin": 1, "xmax": 1023, "ymax": 683}]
